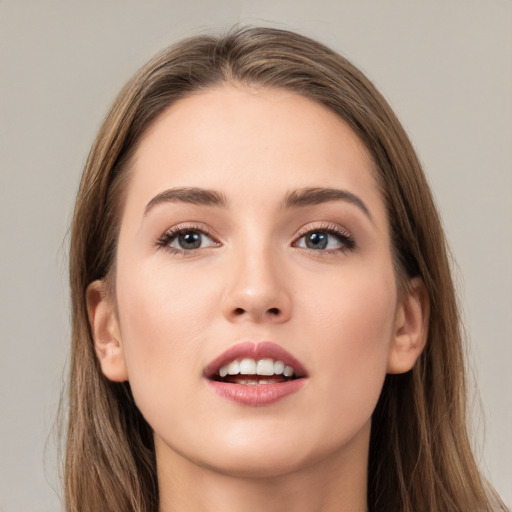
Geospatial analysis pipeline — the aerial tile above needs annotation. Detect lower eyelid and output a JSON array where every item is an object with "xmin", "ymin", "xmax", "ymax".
[
  {"xmin": 174, "ymin": 231, "xmax": 217, "ymax": 248},
  {"xmin": 293, "ymin": 225, "xmax": 355, "ymax": 248},
  {"xmin": 156, "ymin": 224, "xmax": 355, "ymax": 253},
  {"xmin": 295, "ymin": 235, "xmax": 352, "ymax": 250},
  {"xmin": 156, "ymin": 225, "xmax": 216, "ymax": 249}
]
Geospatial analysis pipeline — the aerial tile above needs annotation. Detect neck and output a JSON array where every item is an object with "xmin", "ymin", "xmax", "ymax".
[{"xmin": 157, "ymin": 422, "xmax": 370, "ymax": 512}]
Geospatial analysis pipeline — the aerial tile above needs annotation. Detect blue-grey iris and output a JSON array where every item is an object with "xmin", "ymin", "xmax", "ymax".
[{"xmin": 306, "ymin": 232, "xmax": 328, "ymax": 250}]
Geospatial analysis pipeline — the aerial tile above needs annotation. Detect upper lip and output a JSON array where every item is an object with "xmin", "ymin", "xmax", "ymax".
[{"xmin": 203, "ymin": 341, "xmax": 308, "ymax": 379}]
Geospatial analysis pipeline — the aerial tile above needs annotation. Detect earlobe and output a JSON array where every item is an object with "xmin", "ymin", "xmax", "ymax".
[
  {"xmin": 86, "ymin": 280, "xmax": 129, "ymax": 382},
  {"xmin": 387, "ymin": 277, "xmax": 430, "ymax": 374}
]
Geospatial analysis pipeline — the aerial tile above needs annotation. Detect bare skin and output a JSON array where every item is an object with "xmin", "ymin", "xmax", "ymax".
[
  {"xmin": 157, "ymin": 420, "xmax": 369, "ymax": 512},
  {"xmin": 87, "ymin": 85, "xmax": 428, "ymax": 512}
]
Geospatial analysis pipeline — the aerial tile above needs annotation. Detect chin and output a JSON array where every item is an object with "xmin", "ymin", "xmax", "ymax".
[
  {"xmin": 198, "ymin": 449, "xmax": 314, "ymax": 479},
  {"xmin": 194, "ymin": 419, "xmax": 372, "ymax": 480},
  {"xmin": 187, "ymin": 430, "xmax": 344, "ymax": 480}
]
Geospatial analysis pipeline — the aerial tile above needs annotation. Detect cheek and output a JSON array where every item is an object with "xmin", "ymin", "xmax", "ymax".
[
  {"xmin": 114, "ymin": 260, "xmax": 222, "ymax": 400},
  {"xmin": 297, "ymin": 263, "xmax": 396, "ymax": 414},
  {"xmin": 117, "ymin": 258, "xmax": 221, "ymax": 337},
  {"xmin": 299, "ymin": 258, "xmax": 397, "ymax": 340}
]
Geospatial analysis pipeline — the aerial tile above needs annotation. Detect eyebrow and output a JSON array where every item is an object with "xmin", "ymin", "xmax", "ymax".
[
  {"xmin": 282, "ymin": 187, "xmax": 372, "ymax": 220},
  {"xmin": 145, "ymin": 187, "xmax": 228, "ymax": 215},
  {"xmin": 144, "ymin": 185, "xmax": 372, "ymax": 220}
]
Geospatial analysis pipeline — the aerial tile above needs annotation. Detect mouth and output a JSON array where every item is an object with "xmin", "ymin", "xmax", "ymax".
[
  {"xmin": 204, "ymin": 341, "xmax": 307, "ymax": 406},
  {"xmin": 212, "ymin": 357, "xmax": 298, "ymax": 385}
]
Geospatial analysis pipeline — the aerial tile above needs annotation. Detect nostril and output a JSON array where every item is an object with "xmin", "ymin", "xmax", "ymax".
[
  {"xmin": 234, "ymin": 307, "xmax": 245, "ymax": 316},
  {"xmin": 268, "ymin": 307, "xmax": 280, "ymax": 315}
]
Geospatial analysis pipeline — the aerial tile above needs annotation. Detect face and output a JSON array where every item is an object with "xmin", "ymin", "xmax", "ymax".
[{"xmin": 90, "ymin": 85, "xmax": 426, "ymax": 479}]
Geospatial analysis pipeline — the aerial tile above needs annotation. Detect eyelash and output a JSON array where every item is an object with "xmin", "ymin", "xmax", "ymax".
[
  {"xmin": 155, "ymin": 222, "xmax": 356, "ymax": 255},
  {"xmin": 293, "ymin": 223, "xmax": 356, "ymax": 253},
  {"xmin": 155, "ymin": 224, "xmax": 219, "ymax": 255}
]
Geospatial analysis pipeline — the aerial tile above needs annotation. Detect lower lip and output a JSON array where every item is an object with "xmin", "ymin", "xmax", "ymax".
[{"xmin": 206, "ymin": 379, "xmax": 305, "ymax": 406}]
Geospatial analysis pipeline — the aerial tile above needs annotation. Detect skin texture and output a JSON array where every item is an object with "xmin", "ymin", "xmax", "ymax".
[{"xmin": 87, "ymin": 85, "xmax": 428, "ymax": 512}]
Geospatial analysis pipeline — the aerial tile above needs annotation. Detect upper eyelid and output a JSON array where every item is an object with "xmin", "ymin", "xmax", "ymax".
[
  {"xmin": 156, "ymin": 223, "xmax": 221, "ymax": 248},
  {"xmin": 293, "ymin": 222, "xmax": 353, "ymax": 239},
  {"xmin": 163, "ymin": 223, "xmax": 217, "ymax": 238},
  {"xmin": 292, "ymin": 222, "xmax": 356, "ymax": 251},
  {"xmin": 157, "ymin": 221, "xmax": 354, "ymax": 244}
]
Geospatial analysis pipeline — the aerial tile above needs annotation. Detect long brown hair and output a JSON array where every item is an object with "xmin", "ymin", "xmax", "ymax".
[{"xmin": 66, "ymin": 26, "xmax": 507, "ymax": 511}]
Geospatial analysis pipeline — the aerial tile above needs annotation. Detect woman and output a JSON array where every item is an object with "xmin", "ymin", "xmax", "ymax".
[{"xmin": 65, "ymin": 27, "xmax": 507, "ymax": 511}]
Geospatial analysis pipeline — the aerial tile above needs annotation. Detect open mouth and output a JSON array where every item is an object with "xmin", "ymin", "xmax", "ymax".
[
  {"xmin": 204, "ymin": 342, "xmax": 307, "ymax": 405},
  {"xmin": 210, "ymin": 357, "xmax": 298, "ymax": 385}
]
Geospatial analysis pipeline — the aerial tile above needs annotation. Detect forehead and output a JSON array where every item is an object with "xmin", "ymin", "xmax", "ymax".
[{"xmin": 125, "ymin": 85, "xmax": 383, "ymax": 216}]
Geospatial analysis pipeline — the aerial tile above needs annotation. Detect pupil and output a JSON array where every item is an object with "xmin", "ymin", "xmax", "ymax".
[
  {"xmin": 306, "ymin": 232, "xmax": 327, "ymax": 250},
  {"xmin": 179, "ymin": 231, "xmax": 201, "ymax": 249}
]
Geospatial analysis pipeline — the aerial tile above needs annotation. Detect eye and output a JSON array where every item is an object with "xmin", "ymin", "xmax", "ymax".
[
  {"xmin": 294, "ymin": 226, "xmax": 355, "ymax": 252},
  {"xmin": 157, "ymin": 226, "xmax": 220, "ymax": 253}
]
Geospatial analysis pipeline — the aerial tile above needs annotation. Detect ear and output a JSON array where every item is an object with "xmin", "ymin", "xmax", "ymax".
[
  {"xmin": 387, "ymin": 277, "xmax": 430, "ymax": 374},
  {"xmin": 86, "ymin": 280, "xmax": 128, "ymax": 382}
]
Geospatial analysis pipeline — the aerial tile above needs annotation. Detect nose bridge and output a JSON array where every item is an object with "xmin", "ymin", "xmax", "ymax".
[{"xmin": 222, "ymin": 232, "xmax": 291, "ymax": 323}]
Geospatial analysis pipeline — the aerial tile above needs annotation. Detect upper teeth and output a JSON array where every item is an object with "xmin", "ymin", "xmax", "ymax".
[{"xmin": 218, "ymin": 358, "xmax": 294, "ymax": 378}]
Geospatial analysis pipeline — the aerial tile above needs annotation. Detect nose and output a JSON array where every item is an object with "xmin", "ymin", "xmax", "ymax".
[{"xmin": 221, "ymin": 245, "xmax": 292, "ymax": 324}]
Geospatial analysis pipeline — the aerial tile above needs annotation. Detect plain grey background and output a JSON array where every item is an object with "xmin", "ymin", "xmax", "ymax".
[{"xmin": 0, "ymin": 1, "xmax": 511, "ymax": 510}]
